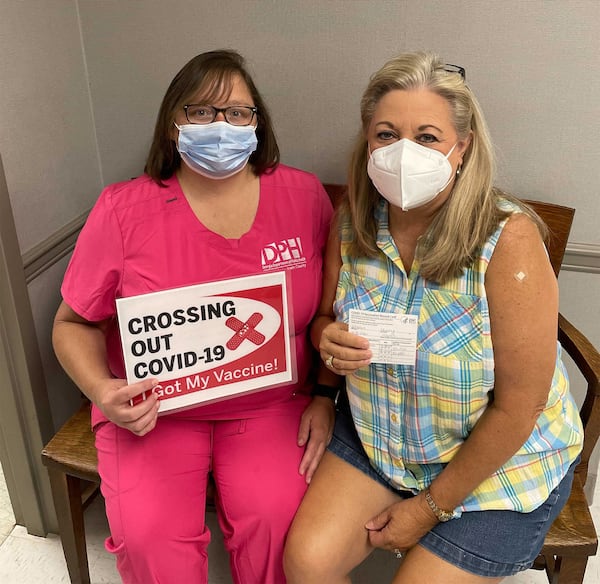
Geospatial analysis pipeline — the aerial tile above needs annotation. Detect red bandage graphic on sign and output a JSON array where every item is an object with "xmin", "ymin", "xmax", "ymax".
[{"xmin": 225, "ymin": 312, "xmax": 266, "ymax": 350}]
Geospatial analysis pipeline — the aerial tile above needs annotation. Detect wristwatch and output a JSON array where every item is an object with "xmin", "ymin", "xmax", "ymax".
[
  {"xmin": 424, "ymin": 488, "xmax": 455, "ymax": 522},
  {"xmin": 311, "ymin": 383, "xmax": 340, "ymax": 404}
]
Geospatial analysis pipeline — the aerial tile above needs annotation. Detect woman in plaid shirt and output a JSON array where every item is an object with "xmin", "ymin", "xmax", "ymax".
[{"xmin": 285, "ymin": 52, "xmax": 583, "ymax": 584}]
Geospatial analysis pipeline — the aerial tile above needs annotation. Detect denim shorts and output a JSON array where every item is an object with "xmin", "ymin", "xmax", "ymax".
[{"xmin": 328, "ymin": 401, "xmax": 577, "ymax": 578}]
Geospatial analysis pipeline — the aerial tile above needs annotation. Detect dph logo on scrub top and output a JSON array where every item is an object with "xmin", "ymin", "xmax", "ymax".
[{"xmin": 261, "ymin": 236, "xmax": 306, "ymax": 271}]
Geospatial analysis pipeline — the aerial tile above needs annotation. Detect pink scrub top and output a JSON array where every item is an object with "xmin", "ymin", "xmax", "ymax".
[{"xmin": 61, "ymin": 165, "xmax": 333, "ymax": 426}]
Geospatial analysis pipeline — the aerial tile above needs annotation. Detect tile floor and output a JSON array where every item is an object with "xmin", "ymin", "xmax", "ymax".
[{"xmin": 0, "ymin": 462, "xmax": 599, "ymax": 583}]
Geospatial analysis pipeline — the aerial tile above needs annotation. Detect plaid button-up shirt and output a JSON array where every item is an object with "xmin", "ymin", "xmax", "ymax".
[{"xmin": 334, "ymin": 199, "xmax": 583, "ymax": 513}]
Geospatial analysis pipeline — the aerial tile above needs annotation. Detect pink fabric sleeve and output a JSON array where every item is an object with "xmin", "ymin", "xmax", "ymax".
[{"xmin": 61, "ymin": 187, "xmax": 124, "ymax": 322}]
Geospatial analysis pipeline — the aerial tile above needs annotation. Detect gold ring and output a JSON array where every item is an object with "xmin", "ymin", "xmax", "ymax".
[{"xmin": 325, "ymin": 355, "xmax": 334, "ymax": 368}]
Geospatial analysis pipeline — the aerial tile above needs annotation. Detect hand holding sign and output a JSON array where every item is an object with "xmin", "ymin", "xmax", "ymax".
[
  {"xmin": 116, "ymin": 272, "xmax": 295, "ymax": 414},
  {"xmin": 94, "ymin": 377, "xmax": 160, "ymax": 436}
]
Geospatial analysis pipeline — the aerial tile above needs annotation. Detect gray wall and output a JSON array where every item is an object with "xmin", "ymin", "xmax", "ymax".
[
  {"xmin": 0, "ymin": 0, "xmax": 598, "ymax": 466},
  {"xmin": 76, "ymin": 0, "xmax": 600, "ymax": 242}
]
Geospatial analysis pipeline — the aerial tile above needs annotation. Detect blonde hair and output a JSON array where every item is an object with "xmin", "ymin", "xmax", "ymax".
[{"xmin": 346, "ymin": 51, "xmax": 541, "ymax": 283}]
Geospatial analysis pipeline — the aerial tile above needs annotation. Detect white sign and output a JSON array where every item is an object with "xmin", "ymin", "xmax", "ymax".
[{"xmin": 116, "ymin": 271, "xmax": 295, "ymax": 413}]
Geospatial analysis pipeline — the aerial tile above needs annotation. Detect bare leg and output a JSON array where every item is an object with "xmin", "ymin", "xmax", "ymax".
[
  {"xmin": 392, "ymin": 544, "xmax": 504, "ymax": 584},
  {"xmin": 284, "ymin": 451, "xmax": 401, "ymax": 584}
]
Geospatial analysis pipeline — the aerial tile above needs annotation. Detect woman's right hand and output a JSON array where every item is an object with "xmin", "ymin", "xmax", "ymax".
[
  {"xmin": 94, "ymin": 377, "xmax": 160, "ymax": 436},
  {"xmin": 320, "ymin": 320, "xmax": 372, "ymax": 375},
  {"xmin": 52, "ymin": 301, "xmax": 160, "ymax": 436}
]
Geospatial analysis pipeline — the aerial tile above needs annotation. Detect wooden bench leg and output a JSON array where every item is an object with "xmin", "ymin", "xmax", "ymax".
[
  {"xmin": 47, "ymin": 468, "xmax": 91, "ymax": 584},
  {"xmin": 549, "ymin": 555, "xmax": 589, "ymax": 584}
]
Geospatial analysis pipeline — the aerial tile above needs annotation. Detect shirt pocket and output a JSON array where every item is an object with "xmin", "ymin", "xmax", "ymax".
[
  {"xmin": 336, "ymin": 267, "xmax": 388, "ymax": 317},
  {"xmin": 418, "ymin": 288, "xmax": 484, "ymax": 361}
]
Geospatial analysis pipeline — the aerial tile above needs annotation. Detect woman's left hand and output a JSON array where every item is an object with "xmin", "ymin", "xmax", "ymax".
[
  {"xmin": 365, "ymin": 493, "xmax": 439, "ymax": 554},
  {"xmin": 297, "ymin": 396, "xmax": 336, "ymax": 483}
]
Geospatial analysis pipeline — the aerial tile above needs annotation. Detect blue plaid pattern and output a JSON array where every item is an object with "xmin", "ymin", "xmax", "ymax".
[{"xmin": 334, "ymin": 199, "xmax": 583, "ymax": 512}]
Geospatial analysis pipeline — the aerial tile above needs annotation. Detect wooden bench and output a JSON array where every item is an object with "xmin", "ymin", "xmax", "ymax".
[
  {"xmin": 42, "ymin": 189, "xmax": 599, "ymax": 584},
  {"xmin": 41, "ymin": 401, "xmax": 215, "ymax": 584},
  {"xmin": 41, "ymin": 402, "xmax": 100, "ymax": 584}
]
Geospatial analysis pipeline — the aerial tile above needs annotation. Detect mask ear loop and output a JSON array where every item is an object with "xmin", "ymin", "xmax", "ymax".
[
  {"xmin": 436, "ymin": 143, "xmax": 459, "ymax": 194},
  {"xmin": 444, "ymin": 142, "xmax": 458, "ymax": 160}
]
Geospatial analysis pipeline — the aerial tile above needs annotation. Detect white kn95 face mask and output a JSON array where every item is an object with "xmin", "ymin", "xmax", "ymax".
[{"xmin": 367, "ymin": 139, "xmax": 457, "ymax": 211}]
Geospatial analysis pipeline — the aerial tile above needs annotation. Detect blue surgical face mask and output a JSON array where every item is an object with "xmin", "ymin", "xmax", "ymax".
[{"xmin": 174, "ymin": 121, "xmax": 258, "ymax": 179}]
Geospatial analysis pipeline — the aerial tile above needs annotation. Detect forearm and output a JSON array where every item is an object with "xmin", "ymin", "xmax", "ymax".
[
  {"xmin": 52, "ymin": 319, "xmax": 114, "ymax": 404},
  {"xmin": 53, "ymin": 301, "xmax": 159, "ymax": 434},
  {"xmin": 427, "ymin": 402, "xmax": 539, "ymax": 511}
]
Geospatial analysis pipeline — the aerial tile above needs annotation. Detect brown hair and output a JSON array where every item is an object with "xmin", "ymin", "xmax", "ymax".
[{"xmin": 145, "ymin": 50, "xmax": 279, "ymax": 184}]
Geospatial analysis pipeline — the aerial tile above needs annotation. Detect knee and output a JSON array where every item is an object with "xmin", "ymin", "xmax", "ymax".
[
  {"xmin": 109, "ymin": 511, "xmax": 210, "ymax": 561},
  {"xmin": 225, "ymin": 486, "xmax": 304, "ymax": 538},
  {"xmin": 283, "ymin": 526, "xmax": 335, "ymax": 584}
]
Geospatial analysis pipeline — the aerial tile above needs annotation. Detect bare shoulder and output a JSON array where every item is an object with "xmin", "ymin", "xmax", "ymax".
[
  {"xmin": 486, "ymin": 212, "xmax": 557, "ymax": 313},
  {"xmin": 487, "ymin": 212, "xmax": 550, "ymax": 279},
  {"xmin": 495, "ymin": 212, "xmax": 543, "ymax": 251}
]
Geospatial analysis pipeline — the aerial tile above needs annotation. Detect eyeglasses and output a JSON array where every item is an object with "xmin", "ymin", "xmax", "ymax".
[
  {"xmin": 183, "ymin": 104, "xmax": 258, "ymax": 126},
  {"xmin": 444, "ymin": 64, "xmax": 466, "ymax": 80}
]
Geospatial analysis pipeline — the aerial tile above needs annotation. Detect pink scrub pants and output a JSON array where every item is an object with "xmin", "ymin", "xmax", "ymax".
[{"xmin": 95, "ymin": 397, "xmax": 310, "ymax": 584}]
